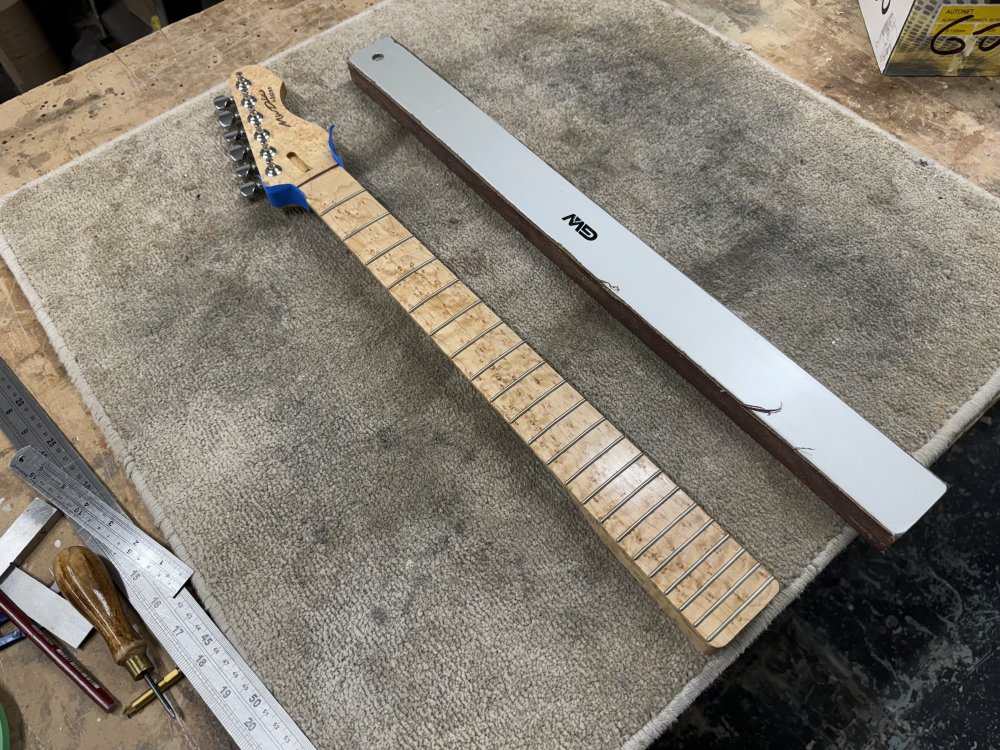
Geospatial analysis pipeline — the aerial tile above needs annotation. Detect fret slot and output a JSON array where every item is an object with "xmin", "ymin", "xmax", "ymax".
[
  {"xmin": 471, "ymin": 345, "xmax": 543, "ymax": 402},
  {"xmin": 630, "ymin": 502, "xmax": 697, "ymax": 562},
  {"xmin": 510, "ymin": 383, "xmax": 583, "ymax": 443},
  {"xmin": 434, "ymin": 305, "xmax": 502, "ymax": 356},
  {"xmin": 369, "ymin": 241, "xmax": 434, "ymax": 286},
  {"xmin": 544, "ymin": 417, "xmax": 605, "ymax": 465},
  {"xmin": 319, "ymin": 187, "xmax": 366, "ymax": 215},
  {"xmin": 507, "ymin": 380, "xmax": 566, "ymax": 424},
  {"xmin": 389, "ymin": 262, "xmax": 458, "ymax": 311},
  {"xmin": 469, "ymin": 342, "xmax": 528, "ymax": 382},
  {"xmin": 410, "ymin": 279, "xmax": 460, "ymax": 312},
  {"xmin": 599, "ymin": 469, "xmax": 663, "ymax": 524},
  {"xmin": 296, "ymin": 164, "xmax": 340, "ymax": 188},
  {"xmin": 339, "ymin": 214, "xmax": 412, "ymax": 262},
  {"xmin": 615, "ymin": 486, "xmax": 681, "ymax": 543},
  {"xmin": 647, "ymin": 519, "xmax": 715, "ymax": 579},
  {"xmin": 429, "ymin": 299, "xmax": 483, "ymax": 336},
  {"xmin": 705, "ymin": 576, "xmax": 776, "ymax": 644},
  {"xmin": 678, "ymin": 549, "xmax": 746, "ymax": 612},
  {"xmin": 662, "ymin": 533, "xmax": 732, "ymax": 596},
  {"xmin": 449, "ymin": 321, "xmax": 503, "ymax": 359},
  {"xmin": 692, "ymin": 563, "xmax": 762, "ymax": 628},
  {"xmin": 411, "ymin": 283, "xmax": 476, "ymax": 333},
  {"xmin": 487, "ymin": 361, "xmax": 545, "ymax": 403},
  {"xmin": 365, "ymin": 234, "xmax": 415, "ymax": 266},
  {"xmin": 527, "ymin": 398, "xmax": 586, "ymax": 446},
  {"xmin": 561, "ymin": 434, "xmax": 627, "ymax": 487},
  {"xmin": 492, "ymin": 364, "xmax": 560, "ymax": 417},
  {"xmin": 343, "ymin": 211, "xmax": 390, "ymax": 240},
  {"xmin": 387, "ymin": 256, "xmax": 437, "ymax": 289},
  {"xmin": 451, "ymin": 325, "xmax": 522, "ymax": 380},
  {"xmin": 678, "ymin": 545, "xmax": 761, "ymax": 626},
  {"xmin": 580, "ymin": 452, "xmax": 644, "ymax": 506}
]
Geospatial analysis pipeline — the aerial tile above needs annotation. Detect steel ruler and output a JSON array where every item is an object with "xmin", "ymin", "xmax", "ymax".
[{"xmin": 0, "ymin": 358, "xmax": 314, "ymax": 750}]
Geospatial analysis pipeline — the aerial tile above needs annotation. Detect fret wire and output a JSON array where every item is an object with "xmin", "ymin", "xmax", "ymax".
[
  {"xmin": 647, "ymin": 519, "xmax": 715, "ymax": 579},
  {"xmin": 663, "ymin": 533, "xmax": 731, "ymax": 596},
  {"xmin": 487, "ymin": 360, "xmax": 545, "ymax": 403},
  {"xmin": 319, "ymin": 186, "xmax": 367, "ymax": 216},
  {"xmin": 387, "ymin": 257, "xmax": 437, "ymax": 290},
  {"xmin": 408, "ymin": 278, "xmax": 459, "ymax": 312},
  {"xmin": 365, "ymin": 234, "xmax": 414, "ymax": 266},
  {"xmin": 507, "ymin": 380, "xmax": 566, "ymax": 425},
  {"xmin": 616, "ymin": 486, "xmax": 681, "ymax": 543},
  {"xmin": 449, "ymin": 321, "xmax": 503, "ymax": 359},
  {"xmin": 546, "ymin": 417, "xmax": 607, "ymax": 466},
  {"xmin": 527, "ymin": 398, "xmax": 587, "ymax": 446},
  {"xmin": 631, "ymin": 502, "xmax": 697, "ymax": 561},
  {"xmin": 563, "ymin": 435, "xmax": 627, "ymax": 486},
  {"xmin": 429, "ymin": 299, "xmax": 482, "ymax": 336},
  {"xmin": 470, "ymin": 341, "xmax": 527, "ymax": 382},
  {"xmin": 599, "ymin": 469, "xmax": 663, "ymax": 524},
  {"xmin": 693, "ymin": 562, "xmax": 762, "ymax": 628},
  {"xmin": 678, "ymin": 549, "xmax": 746, "ymax": 612},
  {"xmin": 342, "ymin": 211, "xmax": 390, "ymax": 240},
  {"xmin": 296, "ymin": 164, "xmax": 340, "ymax": 190},
  {"xmin": 706, "ymin": 576, "xmax": 775, "ymax": 643},
  {"xmin": 581, "ymin": 452, "xmax": 644, "ymax": 505}
]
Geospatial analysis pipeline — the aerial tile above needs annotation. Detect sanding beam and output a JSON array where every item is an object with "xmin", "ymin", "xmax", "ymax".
[{"xmin": 348, "ymin": 37, "xmax": 947, "ymax": 548}]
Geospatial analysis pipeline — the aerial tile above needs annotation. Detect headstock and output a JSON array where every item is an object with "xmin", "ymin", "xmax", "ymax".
[{"xmin": 213, "ymin": 65, "xmax": 342, "ymax": 209}]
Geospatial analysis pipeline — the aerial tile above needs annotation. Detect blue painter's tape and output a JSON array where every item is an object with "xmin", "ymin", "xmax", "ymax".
[
  {"xmin": 260, "ymin": 127, "xmax": 343, "ymax": 210},
  {"xmin": 263, "ymin": 183, "xmax": 311, "ymax": 211},
  {"xmin": 328, "ymin": 125, "xmax": 344, "ymax": 167}
]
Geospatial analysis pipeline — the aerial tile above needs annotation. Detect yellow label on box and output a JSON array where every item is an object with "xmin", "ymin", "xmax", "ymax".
[{"xmin": 932, "ymin": 5, "xmax": 1000, "ymax": 36}]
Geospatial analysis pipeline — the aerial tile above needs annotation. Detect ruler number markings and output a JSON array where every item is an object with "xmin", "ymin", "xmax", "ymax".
[{"xmin": 0, "ymin": 361, "xmax": 314, "ymax": 749}]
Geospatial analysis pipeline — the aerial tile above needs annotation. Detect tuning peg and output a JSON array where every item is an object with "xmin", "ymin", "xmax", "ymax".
[
  {"xmin": 228, "ymin": 144, "xmax": 248, "ymax": 161},
  {"xmin": 213, "ymin": 95, "xmax": 234, "ymax": 111},
  {"xmin": 233, "ymin": 163, "xmax": 258, "ymax": 179},
  {"xmin": 222, "ymin": 127, "xmax": 244, "ymax": 143},
  {"xmin": 238, "ymin": 179, "xmax": 262, "ymax": 199},
  {"xmin": 217, "ymin": 111, "xmax": 239, "ymax": 128}
]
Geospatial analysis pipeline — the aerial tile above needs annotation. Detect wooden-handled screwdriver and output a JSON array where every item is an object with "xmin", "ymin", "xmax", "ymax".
[{"xmin": 53, "ymin": 546, "xmax": 178, "ymax": 720}]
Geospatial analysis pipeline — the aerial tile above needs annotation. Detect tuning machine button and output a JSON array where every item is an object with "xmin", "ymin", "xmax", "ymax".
[
  {"xmin": 222, "ymin": 127, "xmax": 245, "ymax": 143},
  {"xmin": 228, "ymin": 144, "xmax": 249, "ymax": 161},
  {"xmin": 238, "ymin": 179, "xmax": 263, "ymax": 199},
  {"xmin": 233, "ymin": 163, "xmax": 258, "ymax": 179},
  {"xmin": 217, "ymin": 111, "xmax": 239, "ymax": 128},
  {"xmin": 213, "ymin": 95, "xmax": 234, "ymax": 110}
]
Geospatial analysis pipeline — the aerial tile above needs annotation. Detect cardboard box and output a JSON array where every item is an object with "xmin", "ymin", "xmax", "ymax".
[{"xmin": 859, "ymin": 1, "xmax": 1000, "ymax": 75}]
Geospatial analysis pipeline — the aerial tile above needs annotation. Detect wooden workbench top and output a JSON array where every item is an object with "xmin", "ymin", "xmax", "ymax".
[{"xmin": 0, "ymin": 0, "xmax": 994, "ymax": 748}]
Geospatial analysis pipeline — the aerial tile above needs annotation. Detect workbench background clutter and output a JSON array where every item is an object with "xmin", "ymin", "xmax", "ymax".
[
  {"xmin": 3, "ymin": 0, "xmax": 1000, "ymax": 746},
  {"xmin": 859, "ymin": 0, "xmax": 1000, "ymax": 74}
]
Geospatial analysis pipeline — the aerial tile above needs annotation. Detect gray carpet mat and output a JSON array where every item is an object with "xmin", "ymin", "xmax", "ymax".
[{"xmin": 2, "ymin": 0, "xmax": 999, "ymax": 747}]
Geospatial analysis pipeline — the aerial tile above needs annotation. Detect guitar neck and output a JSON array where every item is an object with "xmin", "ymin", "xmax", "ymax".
[{"xmin": 296, "ymin": 165, "xmax": 778, "ymax": 650}]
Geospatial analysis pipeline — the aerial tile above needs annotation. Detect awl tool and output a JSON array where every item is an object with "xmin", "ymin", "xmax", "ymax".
[
  {"xmin": 54, "ymin": 545, "xmax": 178, "ymax": 720},
  {"xmin": 1, "ymin": 352, "xmax": 315, "ymax": 749}
]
